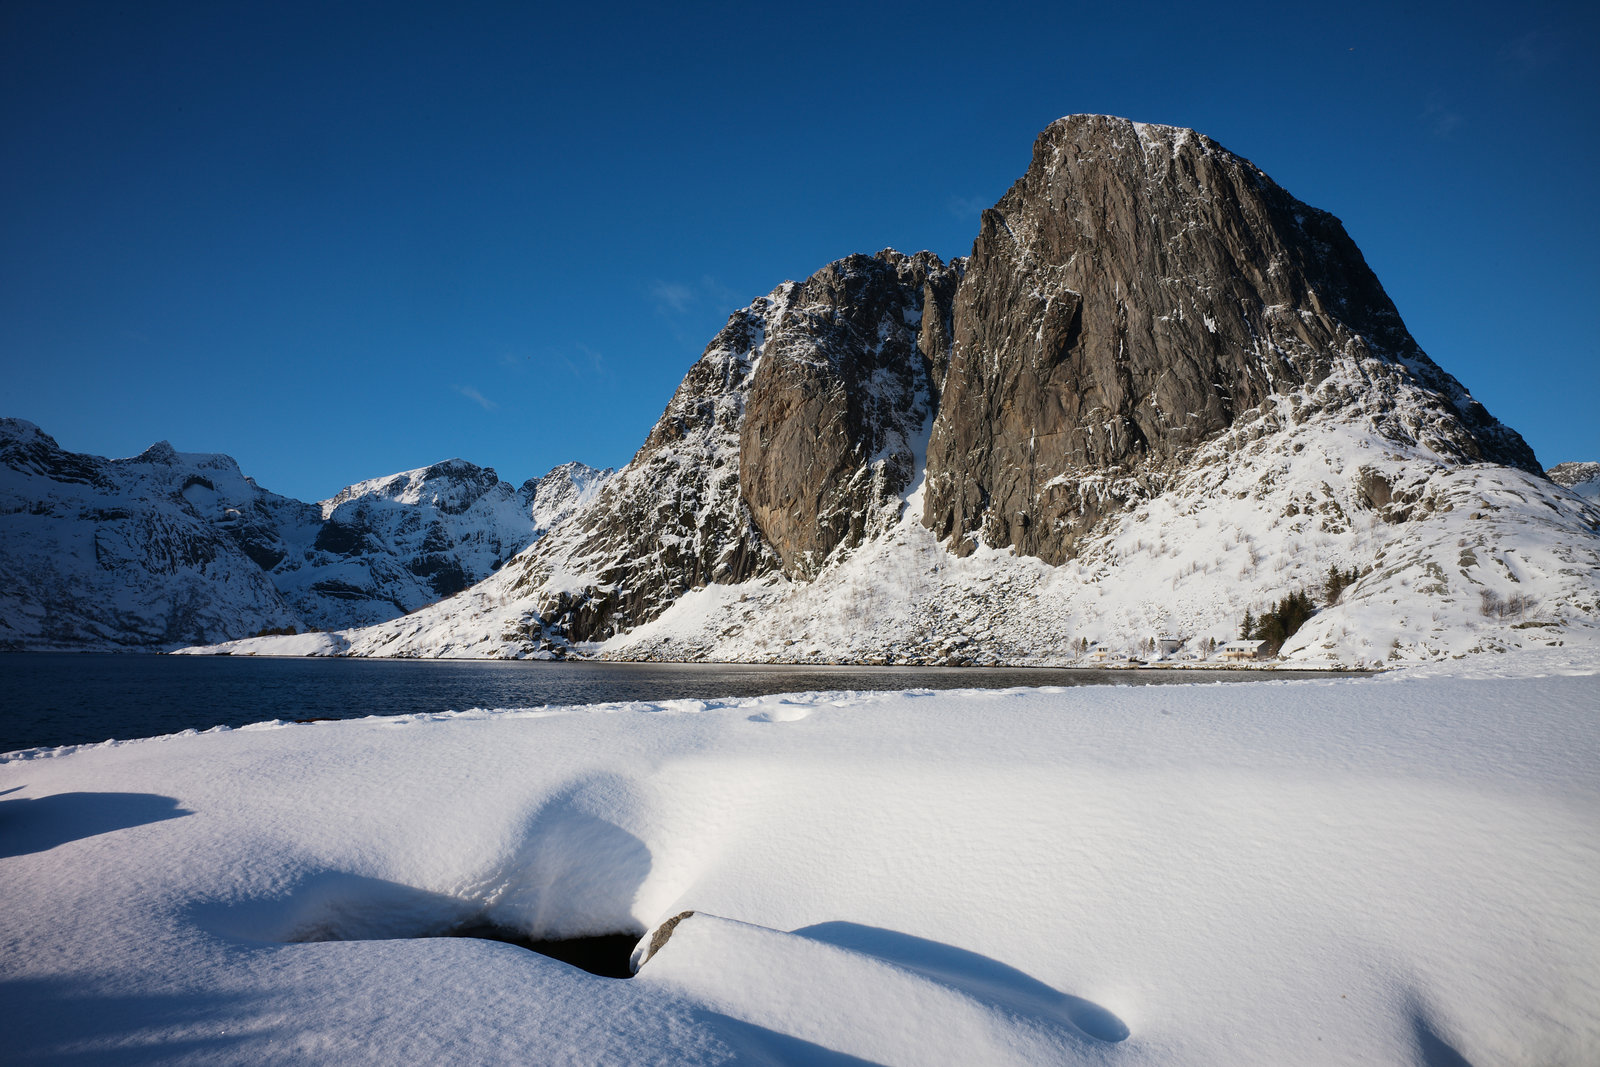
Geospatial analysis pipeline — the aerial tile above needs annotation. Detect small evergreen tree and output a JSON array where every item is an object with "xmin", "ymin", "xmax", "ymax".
[
  {"xmin": 1254, "ymin": 588, "xmax": 1318, "ymax": 655},
  {"xmin": 1247, "ymin": 588, "xmax": 1317, "ymax": 653},
  {"xmin": 1240, "ymin": 610, "xmax": 1255, "ymax": 640},
  {"xmin": 1323, "ymin": 565, "xmax": 1360, "ymax": 604}
]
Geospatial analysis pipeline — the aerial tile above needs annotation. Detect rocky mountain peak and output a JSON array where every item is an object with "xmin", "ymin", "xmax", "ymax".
[
  {"xmin": 17, "ymin": 117, "xmax": 1585, "ymax": 665},
  {"xmin": 1549, "ymin": 461, "xmax": 1600, "ymax": 486},
  {"xmin": 0, "ymin": 419, "xmax": 105, "ymax": 486},
  {"xmin": 0, "ymin": 417, "xmax": 46, "ymax": 442},
  {"xmin": 132, "ymin": 440, "xmax": 181, "ymax": 465},
  {"xmin": 922, "ymin": 114, "xmax": 1540, "ymax": 564},
  {"xmin": 523, "ymin": 461, "xmax": 613, "ymax": 532},
  {"xmin": 321, "ymin": 458, "xmax": 505, "ymax": 518}
]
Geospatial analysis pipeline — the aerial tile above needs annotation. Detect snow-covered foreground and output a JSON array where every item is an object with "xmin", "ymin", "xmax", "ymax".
[{"xmin": 3, "ymin": 656, "xmax": 1597, "ymax": 1065}]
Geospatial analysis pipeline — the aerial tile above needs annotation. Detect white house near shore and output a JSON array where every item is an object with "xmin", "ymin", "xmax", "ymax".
[{"xmin": 1218, "ymin": 639, "xmax": 1268, "ymax": 661}]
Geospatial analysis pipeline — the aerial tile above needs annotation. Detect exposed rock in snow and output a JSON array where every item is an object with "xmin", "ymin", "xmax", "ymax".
[
  {"xmin": 923, "ymin": 114, "xmax": 1540, "ymax": 565},
  {"xmin": 497, "ymin": 300, "xmax": 785, "ymax": 647},
  {"xmin": 277, "ymin": 457, "xmax": 612, "ymax": 630},
  {"xmin": 740, "ymin": 251, "xmax": 959, "ymax": 580},
  {"xmin": 0, "ymin": 419, "xmax": 307, "ymax": 650},
  {"xmin": 0, "ymin": 418, "xmax": 607, "ymax": 649},
  {"xmin": 525, "ymin": 461, "xmax": 613, "ymax": 533}
]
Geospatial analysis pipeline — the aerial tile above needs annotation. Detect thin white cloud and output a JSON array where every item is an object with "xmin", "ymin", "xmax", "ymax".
[
  {"xmin": 550, "ymin": 345, "xmax": 609, "ymax": 380},
  {"xmin": 1421, "ymin": 95, "xmax": 1465, "ymax": 138},
  {"xmin": 699, "ymin": 275, "xmax": 741, "ymax": 309},
  {"xmin": 648, "ymin": 280, "xmax": 696, "ymax": 314},
  {"xmin": 453, "ymin": 385, "xmax": 498, "ymax": 411},
  {"xmin": 946, "ymin": 193, "xmax": 992, "ymax": 220},
  {"xmin": 1501, "ymin": 28, "xmax": 1561, "ymax": 72},
  {"xmin": 648, "ymin": 277, "xmax": 745, "ymax": 334}
]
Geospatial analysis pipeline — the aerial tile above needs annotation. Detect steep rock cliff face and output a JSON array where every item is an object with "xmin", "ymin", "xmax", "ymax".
[
  {"xmin": 499, "ymin": 251, "xmax": 960, "ymax": 645},
  {"xmin": 922, "ymin": 115, "xmax": 1540, "ymax": 564},
  {"xmin": 739, "ymin": 251, "xmax": 959, "ymax": 579}
]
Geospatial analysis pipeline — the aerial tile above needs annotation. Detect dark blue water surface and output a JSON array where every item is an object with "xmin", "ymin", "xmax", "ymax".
[{"xmin": 0, "ymin": 653, "xmax": 1349, "ymax": 753}]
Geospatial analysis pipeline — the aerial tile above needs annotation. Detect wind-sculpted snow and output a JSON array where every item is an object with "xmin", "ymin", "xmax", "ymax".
[
  {"xmin": 0, "ymin": 418, "xmax": 607, "ymax": 649},
  {"xmin": 4, "ymin": 668, "xmax": 1597, "ymax": 1062}
]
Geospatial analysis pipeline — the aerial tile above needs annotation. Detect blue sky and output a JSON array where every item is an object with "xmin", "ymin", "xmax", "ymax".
[{"xmin": 3, "ymin": 0, "xmax": 1596, "ymax": 501}]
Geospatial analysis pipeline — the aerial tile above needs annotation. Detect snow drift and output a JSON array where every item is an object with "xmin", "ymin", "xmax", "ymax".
[{"xmin": 3, "ymin": 655, "xmax": 1597, "ymax": 1063}]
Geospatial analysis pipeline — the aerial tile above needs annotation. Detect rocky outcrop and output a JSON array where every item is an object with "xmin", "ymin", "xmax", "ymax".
[
  {"xmin": 922, "ymin": 115, "xmax": 1540, "ymax": 564},
  {"xmin": 497, "ymin": 251, "xmax": 960, "ymax": 645},
  {"xmin": 739, "ymin": 251, "xmax": 959, "ymax": 579}
]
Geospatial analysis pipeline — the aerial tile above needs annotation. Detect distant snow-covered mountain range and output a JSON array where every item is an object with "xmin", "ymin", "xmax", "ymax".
[
  {"xmin": 0, "ymin": 418, "xmax": 610, "ymax": 650},
  {"xmin": 7, "ymin": 115, "xmax": 1600, "ymax": 666},
  {"xmin": 1549, "ymin": 462, "xmax": 1600, "ymax": 502}
]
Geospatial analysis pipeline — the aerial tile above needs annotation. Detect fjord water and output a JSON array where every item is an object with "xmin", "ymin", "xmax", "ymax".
[{"xmin": 0, "ymin": 653, "xmax": 1347, "ymax": 754}]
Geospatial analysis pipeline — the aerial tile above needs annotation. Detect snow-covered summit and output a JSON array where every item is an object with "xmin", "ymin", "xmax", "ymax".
[
  {"xmin": 321, "ymin": 458, "xmax": 514, "ymax": 520},
  {"xmin": 524, "ymin": 461, "xmax": 612, "ymax": 533}
]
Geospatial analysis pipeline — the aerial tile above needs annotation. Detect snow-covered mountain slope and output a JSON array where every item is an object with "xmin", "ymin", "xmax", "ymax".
[
  {"xmin": 1550, "ymin": 461, "xmax": 1600, "ymax": 503},
  {"xmin": 0, "ymin": 419, "xmax": 608, "ymax": 649},
  {"xmin": 197, "ymin": 319, "xmax": 1600, "ymax": 670},
  {"xmin": 274, "ymin": 457, "xmax": 611, "ymax": 629},
  {"xmin": 181, "ymin": 115, "xmax": 1600, "ymax": 666},
  {"xmin": 0, "ymin": 420, "xmax": 308, "ymax": 650},
  {"xmin": 609, "ymin": 405, "xmax": 1600, "ymax": 669}
]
